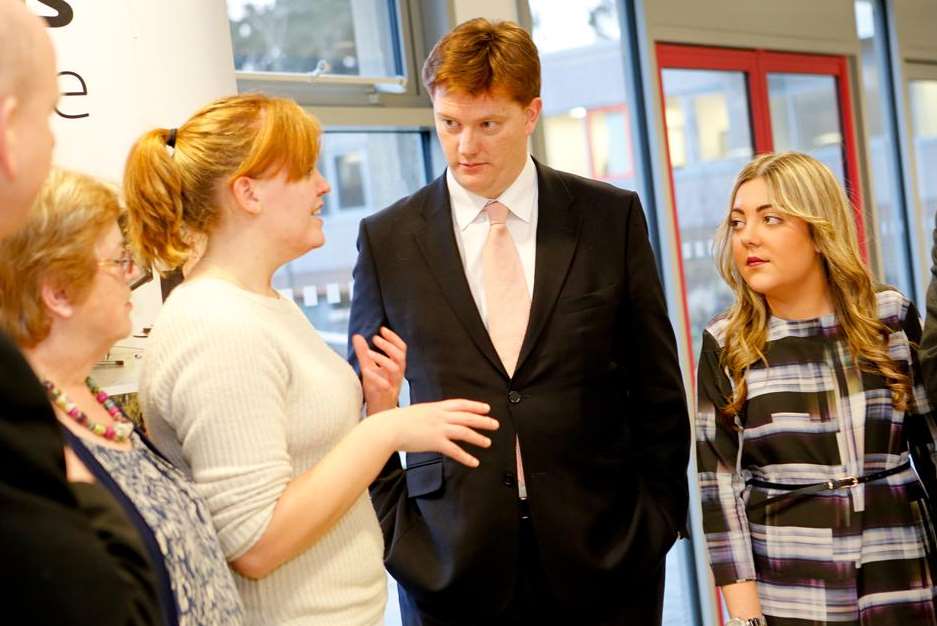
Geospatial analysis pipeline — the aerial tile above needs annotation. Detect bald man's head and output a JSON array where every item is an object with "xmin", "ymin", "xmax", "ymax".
[{"xmin": 0, "ymin": 0, "xmax": 58, "ymax": 238}]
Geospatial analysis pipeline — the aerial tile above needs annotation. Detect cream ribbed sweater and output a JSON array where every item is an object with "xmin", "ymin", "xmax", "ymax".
[{"xmin": 140, "ymin": 278, "xmax": 386, "ymax": 626}]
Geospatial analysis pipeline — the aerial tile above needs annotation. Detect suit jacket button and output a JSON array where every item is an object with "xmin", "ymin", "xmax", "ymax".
[
  {"xmin": 503, "ymin": 472, "xmax": 517, "ymax": 487},
  {"xmin": 508, "ymin": 390, "xmax": 521, "ymax": 404}
]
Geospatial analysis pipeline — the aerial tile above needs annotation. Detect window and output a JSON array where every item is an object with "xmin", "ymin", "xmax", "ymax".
[
  {"xmin": 226, "ymin": 0, "xmax": 437, "ymax": 105},
  {"xmin": 333, "ymin": 152, "xmax": 367, "ymax": 209},
  {"xmin": 910, "ymin": 79, "xmax": 937, "ymax": 246},
  {"xmin": 660, "ymin": 67, "xmax": 752, "ymax": 355},
  {"xmin": 853, "ymin": 0, "xmax": 915, "ymax": 298},
  {"xmin": 228, "ymin": 0, "xmax": 401, "ymax": 77},
  {"xmin": 272, "ymin": 130, "xmax": 431, "ymax": 354},
  {"xmin": 532, "ymin": 0, "xmax": 638, "ymax": 192},
  {"xmin": 587, "ymin": 106, "xmax": 634, "ymax": 179}
]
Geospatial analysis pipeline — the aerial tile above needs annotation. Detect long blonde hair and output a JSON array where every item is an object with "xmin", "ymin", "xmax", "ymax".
[
  {"xmin": 123, "ymin": 93, "xmax": 321, "ymax": 271},
  {"xmin": 715, "ymin": 152, "xmax": 910, "ymax": 417}
]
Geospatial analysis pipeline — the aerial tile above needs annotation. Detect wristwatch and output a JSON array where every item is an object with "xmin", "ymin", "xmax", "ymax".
[{"xmin": 725, "ymin": 618, "xmax": 767, "ymax": 626}]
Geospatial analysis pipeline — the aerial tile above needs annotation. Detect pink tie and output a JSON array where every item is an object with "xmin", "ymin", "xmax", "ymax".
[{"xmin": 482, "ymin": 200, "xmax": 530, "ymax": 498}]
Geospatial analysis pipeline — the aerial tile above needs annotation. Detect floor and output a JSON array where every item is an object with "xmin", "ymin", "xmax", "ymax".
[{"xmin": 382, "ymin": 545, "xmax": 697, "ymax": 625}]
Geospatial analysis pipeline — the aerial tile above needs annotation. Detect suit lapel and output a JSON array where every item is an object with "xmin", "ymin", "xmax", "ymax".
[
  {"xmin": 515, "ymin": 162, "xmax": 581, "ymax": 375},
  {"xmin": 413, "ymin": 175, "xmax": 508, "ymax": 377}
]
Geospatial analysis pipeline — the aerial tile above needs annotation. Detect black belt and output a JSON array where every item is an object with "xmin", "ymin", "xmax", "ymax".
[{"xmin": 746, "ymin": 461, "xmax": 911, "ymax": 511}]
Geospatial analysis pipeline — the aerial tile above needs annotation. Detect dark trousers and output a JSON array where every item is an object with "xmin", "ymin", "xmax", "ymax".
[{"xmin": 397, "ymin": 506, "xmax": 665, "ymax": 626}]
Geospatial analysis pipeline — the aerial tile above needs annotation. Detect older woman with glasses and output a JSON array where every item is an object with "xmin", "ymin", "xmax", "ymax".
[{"xmin": 0, "ymin": 168, "xmax": 243, "ymax": 626}]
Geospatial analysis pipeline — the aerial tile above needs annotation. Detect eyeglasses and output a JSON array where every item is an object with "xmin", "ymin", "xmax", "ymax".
[{"xmin": 97, "ymin": 249, "xmax": 153, "ymax": 291}]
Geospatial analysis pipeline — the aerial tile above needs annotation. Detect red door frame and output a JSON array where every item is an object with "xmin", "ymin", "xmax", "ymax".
[
  {"xmin": 655, "ymin": 43, "xmax": 865, "ymax": 626},
  {"xmin": 656, "ymin": 43, "xmax": 866, "ymax": 377}
]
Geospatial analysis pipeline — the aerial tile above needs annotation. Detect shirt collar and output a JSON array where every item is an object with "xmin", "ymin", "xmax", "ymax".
[{"xmin": 448, "ymin": 155, "xmax": 537, "ymax": 232}]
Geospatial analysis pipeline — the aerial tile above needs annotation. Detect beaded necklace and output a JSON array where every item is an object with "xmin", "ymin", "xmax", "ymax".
[{"xmin": 43, "ymin": 377, "xmax": 134, "ymax": 443}]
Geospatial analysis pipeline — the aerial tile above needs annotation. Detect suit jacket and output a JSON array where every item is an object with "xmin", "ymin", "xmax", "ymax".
[{"xmin": 348, "ymin": 161, "xmax": 690, "ymax": 620}]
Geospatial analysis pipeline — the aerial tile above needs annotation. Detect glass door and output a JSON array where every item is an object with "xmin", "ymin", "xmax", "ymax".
[
  {"xmin": 657, "ymin": 43, "xmax": 865, "ymax": 626},
  {"xmin": 657, "ymin": 44, "xmax": 865, "ymax": 362},
  {"xmin": 658, "ymin": 66, "xmax": 755, "ymax": 356}
]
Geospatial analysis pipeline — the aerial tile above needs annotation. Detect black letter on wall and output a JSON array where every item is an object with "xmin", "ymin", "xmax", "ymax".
[
  {"xmin": 34, "ymin": 0, "xmax": 74, "ymax": 28},
  {"xmin": 56, "ymin": 71, "xmax": 89, "ymax": 119}
]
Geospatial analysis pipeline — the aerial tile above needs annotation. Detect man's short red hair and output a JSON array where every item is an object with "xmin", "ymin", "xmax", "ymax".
[{"xmin": 422, "ymin": 18, "xmax": 541, "ymax": 105}]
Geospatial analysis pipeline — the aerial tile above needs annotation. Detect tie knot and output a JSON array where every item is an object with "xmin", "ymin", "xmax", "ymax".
[{"xmin": 484, "ymin": 200, "xmax": 509, "ymax": 225}]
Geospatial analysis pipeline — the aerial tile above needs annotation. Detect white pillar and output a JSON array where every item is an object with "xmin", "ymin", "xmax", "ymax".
[{"xmin": 29, "ymin": 0, "xmax": 237, "ymax": 390}]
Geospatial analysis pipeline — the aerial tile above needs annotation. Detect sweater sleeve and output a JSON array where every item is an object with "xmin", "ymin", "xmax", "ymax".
[
  {"xmin": 151, "ymin": 312, "xmax": 294, "ymax": 560},
  {"xmin": 696, "ymin": 329, "xmax": 756, "ymax": 586}
]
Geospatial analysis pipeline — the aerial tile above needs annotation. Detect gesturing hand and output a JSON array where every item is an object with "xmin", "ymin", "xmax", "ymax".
[
  {"xmin": 378, "ymin": 399, "xmax": 499, "ymax": 468},
  {"xmin": 353, "ymin": 327, "xmax": 406, "ymax": 415}
]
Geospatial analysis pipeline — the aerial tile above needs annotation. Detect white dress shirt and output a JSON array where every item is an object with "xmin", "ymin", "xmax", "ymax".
[{"xmin": 448, "ymin": 155, "xmax": 539, "ymax": 326}]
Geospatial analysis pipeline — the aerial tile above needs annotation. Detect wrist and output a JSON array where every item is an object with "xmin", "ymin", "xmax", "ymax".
[
  {"xmin": 362, "ymin": 408, "xmax": 399, "ymax": 455},
  {"xmin": 726, "ymin": 617, "xmax": 766, "ymax": 626},
  {"xmin": 365, "ymin": 398, "xmax": 396, "ymax": 416}
]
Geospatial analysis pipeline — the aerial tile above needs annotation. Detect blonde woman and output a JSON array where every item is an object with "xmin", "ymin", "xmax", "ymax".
[
  {"xmin": 696, "ymin": 152, "xmax": 937, "ymax": 626},
  {"xmin": 123, "ymin": 93, "xmax": 498, "ymax": 626},
  {"xmin": 0, "ymin": 168, "xmax": 244, "ymax": 625}
]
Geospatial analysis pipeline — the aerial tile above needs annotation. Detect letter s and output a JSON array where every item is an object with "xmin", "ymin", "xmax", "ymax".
[{"xmin": 33, "ymin": 0, "xmax": 74, "ymax": 28}]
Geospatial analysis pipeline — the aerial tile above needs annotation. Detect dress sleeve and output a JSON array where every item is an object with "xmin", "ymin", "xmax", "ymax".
[{"xmin": 696, "ymin": 329, "xmax": 756, "ymax": 585}]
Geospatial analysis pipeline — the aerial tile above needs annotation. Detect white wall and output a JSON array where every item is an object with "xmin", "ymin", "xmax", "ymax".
[{"xmin": 28, "ymin": 0, "xmax": 237, "ymax": 389}]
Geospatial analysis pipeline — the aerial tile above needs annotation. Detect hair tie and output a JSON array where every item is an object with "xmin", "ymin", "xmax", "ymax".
[{"xmin": 166, "ymin": 128, "xmax": 178, "ymax": 149}]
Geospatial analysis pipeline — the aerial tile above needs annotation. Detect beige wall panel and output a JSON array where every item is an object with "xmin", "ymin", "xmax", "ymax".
[
  {"xmin": 451, "ymin": 0, "xmax": 517, "ymax": 24},
  {"xmin": 893, "ymin": 0, "xmax": 937, "ymax": 62},
  {"xmin": 646, "ymin": 0, "xmax": 858, "ymax": 55}
]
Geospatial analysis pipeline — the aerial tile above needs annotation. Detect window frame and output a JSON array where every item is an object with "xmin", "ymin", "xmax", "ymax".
[{"xmin": 231, "ymin": 0, "xmax": 439, "ymax": 111}]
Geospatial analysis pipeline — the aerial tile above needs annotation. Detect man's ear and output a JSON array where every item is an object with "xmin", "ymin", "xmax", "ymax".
[
  {"xmin": 0, "ymin": 96, "xmax": 19, "ymax": 181},
  {"xmin": 40, "ymin": 280, "xmax": 75, "ymax": 321},
  {"xmin": 230, "ymin": 175, "xmax": 263, "ymax": 216},
  {"xmin": 525, "ymin": 97, "xmax": 543, "ymax": 135}
]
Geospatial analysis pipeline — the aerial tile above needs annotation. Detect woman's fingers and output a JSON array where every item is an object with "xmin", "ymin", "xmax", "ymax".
[
  {"xmin": 445, "ymin": 424, "xmax": 492, "ymax": 448},
  {"xmin": 438, "ymin": 399, "xmax": 491, "ymax": 414},
  {"xmin": 448, "ymin": 413, "xmax": 499, "ymax": 431},
  {"xmin": 440, "ymin": 441, "xmax": 479, "ymax": 468}
]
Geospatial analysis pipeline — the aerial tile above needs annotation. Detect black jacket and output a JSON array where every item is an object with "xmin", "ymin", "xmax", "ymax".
[
  {"xmin": 0, "ymin": 332, "xmax": 164, "ymax": 625},
  {"xmin": 348, "ymin": 162, "xmax": 690, "ymax": 621}
]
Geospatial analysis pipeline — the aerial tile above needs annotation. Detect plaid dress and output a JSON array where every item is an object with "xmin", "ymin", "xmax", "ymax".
[{"xmin": 697, "ymin": 290, "xmax": 937, "ymax": 625}]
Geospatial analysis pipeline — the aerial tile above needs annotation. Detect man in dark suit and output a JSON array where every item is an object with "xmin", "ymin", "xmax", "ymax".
[
  {"xmin": 348, "ymin": 18, "xmax": 689, "ymax": 626},
  {"xmin": 0, "ymin": 2, "xmax": 160, "ymax": 621}
]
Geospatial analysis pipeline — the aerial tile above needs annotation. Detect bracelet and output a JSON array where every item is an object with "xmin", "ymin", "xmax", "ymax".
[{"xmin": 725, "ymin": 617, "xmax": 767, "ymax": 626}]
